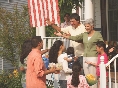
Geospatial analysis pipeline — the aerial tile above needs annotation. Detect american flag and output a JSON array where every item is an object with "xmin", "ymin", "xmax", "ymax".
[{"xmin": 28, "ymin": 0, "xmax": 60, "ymax": 27}]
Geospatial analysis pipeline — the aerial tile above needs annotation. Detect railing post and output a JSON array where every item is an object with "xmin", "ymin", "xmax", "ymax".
[
  {"xmin": 114, "ymin": 59, "xmax": 117, "ymax": 88},
  {"xmin": 100, "ymin": 56, "xmax": 106, "ymax": 88}
]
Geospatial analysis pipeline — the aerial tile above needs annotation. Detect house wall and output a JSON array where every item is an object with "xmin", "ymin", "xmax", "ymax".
[
  {"xmin": 0, "ymin": 0, "xmax": 28, "ymax": 71},
  {"xmin": 0, "ymin": 0, "xmax": 27, "ymax": 11},
  {"xmin": 94, "ymin": 0, "xmax": 101, "ymax": 28}
]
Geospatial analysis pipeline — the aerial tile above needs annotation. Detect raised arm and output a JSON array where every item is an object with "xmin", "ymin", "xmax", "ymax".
[
  {"xmin": 46, "ymin": 19, "xmax": 61, "ymax": 32},
  {"xmin": 55, "ymin": 32, "xmax": 83, "ymax": 42}
]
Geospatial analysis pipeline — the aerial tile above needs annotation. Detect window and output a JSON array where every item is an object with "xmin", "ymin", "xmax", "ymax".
[{"xmin": 108, "ymin": 0, "xmax": 118, "ymax": 41}]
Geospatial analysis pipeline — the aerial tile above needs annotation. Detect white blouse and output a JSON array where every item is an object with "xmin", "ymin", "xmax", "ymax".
[{"xmin": 57, "ymin": 53, "xmax": 72, "ymax": 80}]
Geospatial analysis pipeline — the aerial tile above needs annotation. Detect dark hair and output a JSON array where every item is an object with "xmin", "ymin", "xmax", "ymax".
[
  {"xmin": 71, "ymin": 61, "xmax": 82, "ymax": 87},
  {"xmin": 66, "ymin": 47, "xmax": 74, "ymax": 56},
  {"xmin": 70, "ymin": 13, "xmax": 80, "ymax": 21},
  {"xmin": 20, "ymin": 39, "xmax": 32, "ymax": 64},
  {"xmin": 31, "ymin": 36, "xmax": 42, "ymax": 48},
  {"xmin": 49, "ymin": 40, "xmax": 63, "ymax": 63},
  {"xmin": 96, "ymin": 41, "xmax": 106, "ymax": 50},
  {"xmin": 64, "ymin": 13, "xmax": 70, "ymax": 17}
]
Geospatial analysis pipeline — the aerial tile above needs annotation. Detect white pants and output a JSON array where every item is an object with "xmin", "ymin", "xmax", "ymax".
[{"xmin": 83, "ymin": 57, "xmax": 98, "ymax": 88}]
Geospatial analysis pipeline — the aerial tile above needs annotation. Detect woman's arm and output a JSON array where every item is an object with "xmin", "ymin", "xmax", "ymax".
[
  {"xmin": 64, "ymin": 57, "xmax": 73, "ymax": 62},
  {"xmin": 41, "ymin": 49, "xmax": 49, "ymax": 55},
  {"xmin": 55, "ymin": 32, "xmax": 83, "ymax": 41},
  {"xmin": 85, "ymin": 61, "xmax": 97, "ymax": 67},
  {"xmin": 62, "ymin": 59, "xmax": 72, "ymax": 73}
]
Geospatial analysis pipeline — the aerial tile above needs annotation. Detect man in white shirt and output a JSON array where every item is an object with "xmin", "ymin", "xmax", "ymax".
[{"xmin": 46, "ymin": 13, "xmax": 86, "ymax": 57}]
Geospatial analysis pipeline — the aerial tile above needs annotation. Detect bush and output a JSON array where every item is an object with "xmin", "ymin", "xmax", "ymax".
[{"xmin": 0, "ymin": 69, "xmax": 22, "ymax": 88}]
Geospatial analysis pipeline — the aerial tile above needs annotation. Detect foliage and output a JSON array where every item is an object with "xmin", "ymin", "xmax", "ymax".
[
  {"xmin": 59, "ymin": 0, "xmax": 84, "ymax": 9},
  {"xmin": 59, "ymin": 0, "xmax": 84, "ymax": 22},
  {"xmin": 0, "ymin": 69, "xmax": 23, "ymax": 88},
  {"xmin": 46, "ymin": 26, "xmax": 57, "ymax": 37},
  {"xmin": 46, "ymin": 0, "xmax": 84, "ymax": 36},
  {"xmin": 0, "ymin": 5, "xmax": 35, "ymax": 66}
]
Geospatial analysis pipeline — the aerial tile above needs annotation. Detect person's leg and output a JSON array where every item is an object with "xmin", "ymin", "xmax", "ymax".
[
  {"xmin": 97, "ymin": 77, "xmax": 100, "ymax": 88},
  {"xmin": 78, "ymin": 56, "xmax": 85, "ymax": 75},
  {"xmin": 88, "ymin": 57, "xmax": 97, "ymax": 88},
  {"xmin": 59, "ymin": 80, "xmax": 67, "ymax": 88},
  {"xmin": 83, "ymin": 57, "xmax": 90, "ymax": 76}
]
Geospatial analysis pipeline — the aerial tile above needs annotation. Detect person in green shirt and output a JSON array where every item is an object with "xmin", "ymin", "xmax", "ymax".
[{"xmin": 54, "ymin": 18, "xmax": 104, "ymax": 88}]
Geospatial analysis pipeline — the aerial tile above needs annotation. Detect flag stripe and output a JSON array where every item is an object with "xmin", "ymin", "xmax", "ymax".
[
  {"xmin": 32, "ymin": 0, "xmax": 37, "ymax": 27},
  {"xmin": 43, "ymin": 0, "xmax": 46, "ymax": 25},
  {"xmin": 28, "ymin": 0, "xmax": 32, "ymax": 27},
  {"xmin": 46, "ymin": 0, "xmax": 49, "ymax": 20},
  {"xmin": 56, "ymin": 0, "xmax": 60, "ymax": 25},
  {"xmin": 37, "ymin": 0, "xmax": 41, "ymax": 26},
  {"xmin": 42, "ymin": 0, "xmax": 45, "ymax": 26},
  {"xmin": 28, "ymin": 0, "xmax": 60, "ymax": 27},
  {"xmin": 34, "ymin": 0, "xmax": 40, "ymax": 27},
  {"xmin": 53, "ymin": 0, "xmax": 57, "ymax": 24},
  {"xmin": 50, "ymin": 0, "xmax": 55, "ymax": 23}
]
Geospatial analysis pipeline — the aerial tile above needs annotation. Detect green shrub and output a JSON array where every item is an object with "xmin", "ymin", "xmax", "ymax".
[{"xmin": 0, "ymin": 69, "xmax": 22, "ymax": 88}]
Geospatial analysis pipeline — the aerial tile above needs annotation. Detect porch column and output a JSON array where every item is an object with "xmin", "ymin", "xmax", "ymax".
[
  {"xmin": 36, "ymin": 26, "xmax": 46, "ymax": 37},
  {"xmin": 85, "ymin": 0, "xmax": 94, "ymax": 20}
]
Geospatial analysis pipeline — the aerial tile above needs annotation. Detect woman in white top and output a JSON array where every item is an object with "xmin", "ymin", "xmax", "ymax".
[{"xmin": 49, "ymin": 40, "xmax": 72, "ymax": 88}]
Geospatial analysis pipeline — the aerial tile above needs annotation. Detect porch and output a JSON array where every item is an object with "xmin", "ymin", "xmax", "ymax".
[{"xmin": 41, "ymin": 37, "xmax": 118, "ymax": 88}]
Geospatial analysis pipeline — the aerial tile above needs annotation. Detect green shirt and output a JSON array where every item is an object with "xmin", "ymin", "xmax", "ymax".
[{"xmin": 69, "ymin": 31, "xmax": 103, "ymax": 57}]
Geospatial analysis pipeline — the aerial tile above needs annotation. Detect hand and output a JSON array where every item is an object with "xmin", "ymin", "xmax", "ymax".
[
  {"xmin": 85, "ymin": 61, "xmax": 91, "ymax": 64},
  {"xmin": 54, "ymin": 32, "xmax": 62, "ymax": 36},
  {"xmin": 49, "ymin": 67, "xmax": 56, "ymax": 73},
  {"xmin": 19, "ymin": 66, "xmax": 25, "ymax": 72},
  {"xmin": 63, "ymin": 33, "xmax": 68, "ymax": 36},
  {"xmin": 54, "ymin": 68, "xmax": 61, "ymax": 74},
  {"xmin": 109, "ymin": 47, "xmax": 114, "ymax": 53},
  {"xmin": 64, "ymin": 57, "xmax": 68, "ymax": 60},
  {"xmin": 54, "ymin": 70, "xmax": 60, "ymax": 74},
  {"xmin": 46, "ymin": 18, "xmax": 53, "ymax": 26},
  {"xmin": 46, "ymin": 49, "xmax": 50, "ymax": 52},
  {"xmin": 74, "ymin": 57, "xmax": 78, "ymax": 61}
]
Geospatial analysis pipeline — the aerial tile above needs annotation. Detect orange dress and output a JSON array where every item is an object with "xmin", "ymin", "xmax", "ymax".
[{"xmin": 26, "ymin": 49, "xmax": 46, "ymax": 88}]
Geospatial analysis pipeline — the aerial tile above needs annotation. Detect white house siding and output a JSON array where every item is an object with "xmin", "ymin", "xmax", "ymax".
[
  {"xmin": 0, "ymin": 0, "xmax": 27, "ymax": 11},
  {"xmin": 0, "ymin": 0, "xmax": 28, "ymax": 71},
  {"xmin": 94, "ymin": 0, "xmax": 101, "ymax": 28}
]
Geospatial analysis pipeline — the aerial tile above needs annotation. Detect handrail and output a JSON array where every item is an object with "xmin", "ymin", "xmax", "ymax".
[
  {"xmin": 105, "ymin": 54, "xmax": 118, "ymax": 67},
  {"xmin": 100, "ymin": 54, "xmax": 118, "ymax": 88},
  {"xmin": 105, "ymin": 54, "xmax": 118, "ymax": 88}
]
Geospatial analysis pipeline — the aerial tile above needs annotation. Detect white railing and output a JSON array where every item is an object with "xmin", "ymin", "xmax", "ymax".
[
  {"xmin": 42, "ymin": 37, "xmax": 63, "ymax": 50},
  {"xmin": 100, "ymin": 54, "xmax": 118, "ymax": 88}
]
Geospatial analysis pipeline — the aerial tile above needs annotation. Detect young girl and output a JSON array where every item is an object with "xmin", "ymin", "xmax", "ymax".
[
  {"xmin": 20, "ymin": 39, "xmax": 32, "ymax": 88},
  {"xmin": 85, "ymin": 41, "xmax": 108, "ymax": 88},
  {"xmin": 67, "ymin": 61, "xmax": 90, "ymax": 88},
  {"xmin": 49, "ymin": 40, "xmax": 72, "ymax": 88}
]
